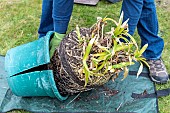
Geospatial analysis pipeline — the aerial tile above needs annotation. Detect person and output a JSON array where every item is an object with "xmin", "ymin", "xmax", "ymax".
[
  {"xmin": 38, "ymin": 0, "xmax": 169, "ymax": 84},
  {"xmin": 38, "ymin": 0, "xmax": 74, "ymax": 58},
  {"xmin": 121, "ymin": 0, "xmax": 169, "ymax": 83}
]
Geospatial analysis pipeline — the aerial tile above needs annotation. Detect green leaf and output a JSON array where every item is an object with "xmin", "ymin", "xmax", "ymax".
[
  {"xmin": 97, "ymin": 45, "xmax": 110, "ymax": 53},
  {"xmin": 91, "ymin": 58, "xmax": 100, "ymax": 68},
  {"xmin": 115, "ymin": 44, "xmax": 129, "ymax": 52},
  {"xmin": 119, "ymin": 11, "xmax": 124, "ymax": 25},
  {"xmin": 76, "ymin": 25, "xmax": 83, "ymax": 43},
  {"xmin": 97, "ymin": 53, "xmax": 111, "ymax": 61},
  {"xmin": 139, "ymin": 44, "xmax": 148, "ymax": 56},
  {"xmin": 134, "ymin": 44, "xmax": 148, "ymax": 58},
  {"xmin": 92, "ymin": 52, "xmax": 108, "ymax": 57},
  {"xmin": 94, "ymin": 61, "xmax": 106, "ymax": 72},
  {"xmin": 110, "ymin": 62, "xmax": 135, "ymax": 69},
  {"xmin": 126, "ymin": 33, "xmax": 138, "ymax": 49},
  {"xmin": 137, "ymin": 62, "xmax": 143, "ymax": 78},
  {"xmin": 84, "ymin": 67, "xmax": 90, "ymax": 87},
  {"xmin": 103, "ymin": 17, "xmax": 118, "ymax": 25},
  {"xmin": 83, "ymin": 37, "xmax": 96, "ymax": 60},
  {"xmin": 140, "ymin": 59, "xmax": 150, "ymax": 69},
  {"xmin": 92, "ymin": 57, "xmax": 101, "ymax": 63},
  {"xmin": 114, "ymin": 25, "xmax": 121, "ymax": 37},
  {"xmin": 121, "ymin": 18, "xmax": 129, "ymax": 29},
  {"xmin": 118, "ymin": 36, "xmax": 129, "ymax": 43},
  {"xmin": 128, "ymin": 55, "xmax": 133, "ymax": 65},
  {"xmin": 114, "ymin": 27, "xmax": 125, "ymax": 36},
  {"xmin": 83, "ymin": 37, "xmax": 96, "ymax": 87},
  {"xmin": 113, "ymin": 11, "xmax": 125, "ymax": 37},
  {"xmin": 97, "ymin": 55, "xmax": 105, "ymax": 61},
  {"xmin": 122, "ymin": 67, "xmax": 129, "ymax": 80},
  {"xmin": 111, "ymin": 40, "xmax": 117, "ymax": 55}
]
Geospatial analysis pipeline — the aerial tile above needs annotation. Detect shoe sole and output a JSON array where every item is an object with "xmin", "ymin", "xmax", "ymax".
[{"xmin": 150, "ymin": 76, "xmax": 169, "ymax": 84}]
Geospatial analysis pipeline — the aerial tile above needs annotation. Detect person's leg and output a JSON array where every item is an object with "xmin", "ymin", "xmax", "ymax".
[
  {"xmin": 53, "ymin": 0, "xmax": 74, "ymax": 34},
  {"xmin": 38, "ymin": 0, "xmax": 54, "ymax": 38},
  {"xmin": 121, "ymin": 0, "xmax": 164, "ymax": 58},
  {"xmin": 137, "ymin": 0, "xmax": 168, "ymax": 83},
  {"xmin": 38, "ymin": 0, "xmax": 73, "ymax": 38},
  {"xmin": 121, "ymin": 0, "xmax": 168, "ymax": 83},
  {"xmin": 121, "ymin": 0, "xmax": 144, "ymax": 38},
  {"xmin": 137, "ymin": 0, "xmax": 164, "ymax": 60}
]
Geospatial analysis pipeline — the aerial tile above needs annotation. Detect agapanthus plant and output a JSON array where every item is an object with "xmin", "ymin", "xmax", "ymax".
[{"xmin": 49, "ymin": 12, "xmax": 149, "ymax": 95}]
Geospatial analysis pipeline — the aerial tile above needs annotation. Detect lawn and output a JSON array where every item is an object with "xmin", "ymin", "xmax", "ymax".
[{"xmin": 0, "ymin": 0, "xmax": 170, "ymax": 112}]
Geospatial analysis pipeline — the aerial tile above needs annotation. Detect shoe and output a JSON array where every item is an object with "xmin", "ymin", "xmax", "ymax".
[{"xmin": 147, "ymin": 59, "xmax": 169, "ymax": 84}]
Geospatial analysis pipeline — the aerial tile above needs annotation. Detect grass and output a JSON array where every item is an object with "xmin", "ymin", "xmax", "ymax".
[
  {"xmin": 0, "ymin": 0, "xmax": 170, "ymax": 112},
  {"xmin": 0, "ymin": 0, "xmax": 40, "ymax": 55}
]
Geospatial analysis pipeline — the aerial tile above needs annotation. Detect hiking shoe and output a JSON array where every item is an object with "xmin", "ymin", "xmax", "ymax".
[{"xmin": 147, "ymin": 59, "xmax": 169, "ymax": 84}]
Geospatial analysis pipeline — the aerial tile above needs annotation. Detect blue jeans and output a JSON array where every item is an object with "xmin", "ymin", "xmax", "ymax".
[
  {"xmin": 121, "ymin": 0, "xmax": 164, "ymax": 60},
  {"xmin": 38, "ymin": 0, "xmax": 74, "ymax": 38}
]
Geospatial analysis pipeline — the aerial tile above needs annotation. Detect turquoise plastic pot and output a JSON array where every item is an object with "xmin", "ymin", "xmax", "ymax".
[{"xmin": 5, "ymin": 31, "xmax": 68, "ymax": 101}]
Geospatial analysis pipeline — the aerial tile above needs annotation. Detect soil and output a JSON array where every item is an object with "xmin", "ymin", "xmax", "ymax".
[
  {"xmin": 49, "ymin": 25, "xmax": 129, "ymax": 94},
  {"xmin": 49, "ymin": 27, "xmax": 114, "ymax": 94},
  {"xmin": 46, "ymin": 0, "xmax": 170, "ymax": 95},
  {"xmin": 49, "ymin": 28, "xmax": 92, "ymax": 95}
]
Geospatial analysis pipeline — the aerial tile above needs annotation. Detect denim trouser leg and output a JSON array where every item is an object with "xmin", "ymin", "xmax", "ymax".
[
  {"xmin": 38, "ymin": 0, "xmax": 74, "ymax": 38},
  {"xmin": 38, "ymin": 0, "xmax": 53, "ymax": 38},
  {"xmin": 137, "ymin": 0, "xmax": 164, "ymax": 59},
  {"xmin": 121, "ymin": 0, "xmax": 164, "ymax": 60},
  {"xmin": 53, "ymin": 0, "xmax": 74, "ymax": 34}
]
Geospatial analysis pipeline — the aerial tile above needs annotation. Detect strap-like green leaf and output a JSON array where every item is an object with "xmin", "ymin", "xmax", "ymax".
[
  {"xmin": 83, "ymin": 37, "xmax": 96, "ymax": 86},
  {"xmin": 122, "ymin": 67, "xmax": 129, "ymax": 80},
  {"xmin": 139, "ymin": 44, "xmax": 148, "ymax": 56},
  {"xmin": 92, "ymin": 52, "xmax": 108, "ymax": 57},
  {"xmin": 97, "ymin": 45, "xmax": 110, "ymax": 53},
  {"xmin": 126, "ymin": 33, "xmax": 138, "ymax": 49},
  {"xmin": 137, "ymin": 62, "xmax": 143, "ymax": 78},
  {"xmin": 111, "ymin": 62, "xmax": 135, "ymax": 69},
  {"xmin": 76, "ymin": 25, "xmax": 83, "ymax": 43}
]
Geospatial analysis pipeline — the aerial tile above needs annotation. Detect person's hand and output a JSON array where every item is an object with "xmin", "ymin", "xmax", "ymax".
[{"xmin": 49, "ymin": 32, "xmax": 65, "ymax": 58}]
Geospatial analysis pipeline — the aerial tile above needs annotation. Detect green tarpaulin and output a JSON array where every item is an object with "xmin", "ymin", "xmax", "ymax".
[{"xmin": 0, "ymin": 55, "xmax": 158, "ymax": 113}]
